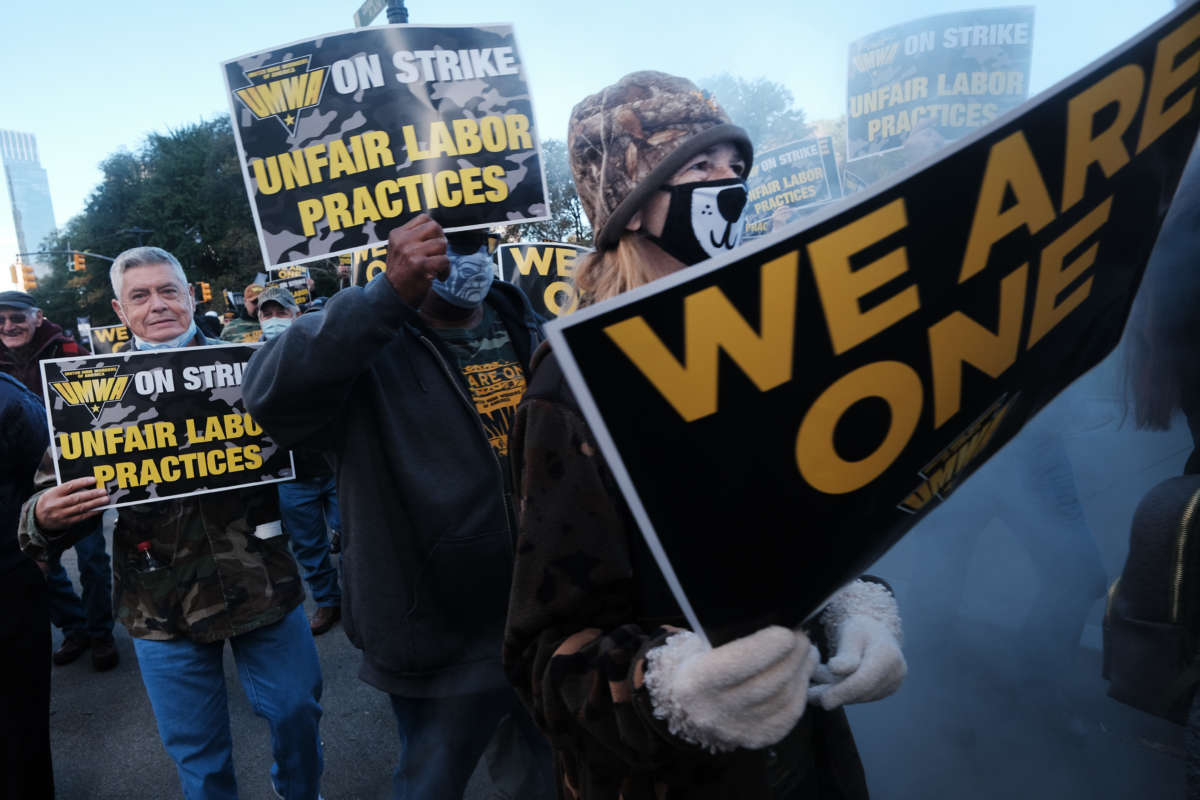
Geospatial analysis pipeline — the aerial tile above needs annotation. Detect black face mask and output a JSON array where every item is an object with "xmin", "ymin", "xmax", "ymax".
[{"xmin": 646, "ymin": 178, "xmax": 749, "ymax": 266}]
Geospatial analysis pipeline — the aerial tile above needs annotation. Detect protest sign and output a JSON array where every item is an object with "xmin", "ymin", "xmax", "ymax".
[
  {"xmin": 267, "ymin": 264, "xmax": 312, "ymax": 306},
  {"xmin": 349, "ymin": 245, "xmax": 388, "ymax": 286},
  {"xmin": 744, "ymin": 136, "xmax": 844, "ymax": 239},
  {"xmin": 41, "ymin": 344, "xmax": 294, "ymax": 508},
  {"xmin": 498, "ymin": 242, "xmax": 589, "ymax": 318},
  {"xmin": 548, "ymin": 4, "xmax": 1200, "ymax": 645},
  {"xmin": 223, "ymin": 24, "xmax": 549, "ymax": 268},
  {"xmin": 88, "ymin": 323, "xmax": 131, "ymax": 355},
  {"xmin": 847, "ymin": 6, "xmax": 1034, "ymax": 162}
]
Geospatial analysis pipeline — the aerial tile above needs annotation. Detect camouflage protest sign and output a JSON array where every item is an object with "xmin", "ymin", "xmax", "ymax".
[
  {"xmin": 40, "ymin": 344, "xmax": 294, "ymax": 508},
  {"xmin": 548, "ymin": 4, "xmax": 1200, "ymax": 644},
  {"xmin": 744, "ymin": 137, "xmax": 844, "ymax": 239},
  {"xmin": 847, "ymin": 7, "xmax": 1034, "ymax": 161},
  {"xmin": 223, "ymin": 24, "xmax": 549, "ymax": 268},
  {"xmin": 267, "ymin": 264, "xmax": 312, "ymax": 306},
  {"xmin": 498, "ymin": 242, "xmax": 589, "ymax": 318},
  {"xmin": 88, "ymin": 324, "xmax": 131, "ymax": 355}
]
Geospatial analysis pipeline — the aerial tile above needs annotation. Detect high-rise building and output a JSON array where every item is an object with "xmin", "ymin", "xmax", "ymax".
[{"xmin": 0, "ymin": 130, "xmax": 56, "ymax": 261}]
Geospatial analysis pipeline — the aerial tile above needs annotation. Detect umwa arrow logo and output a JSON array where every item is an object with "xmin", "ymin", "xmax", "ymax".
[
  {"xmin": 50, "ymin": 365, "xmax": 131, "ymax": 421},
  {"xmin": 234, "ymin": 56, "xmax": 329, "ymax": 135}
]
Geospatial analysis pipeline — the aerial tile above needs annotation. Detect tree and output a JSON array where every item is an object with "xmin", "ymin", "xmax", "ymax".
[
  {"xmin": 516, "ymin": 138, "xmax": 592, "ymax": 245},
  {"xmin": 36, "ymin": 118, "xmax": 300, "ymax": 328},
  {"xmin": 697, "ymin": 74, "xmax": 813, "ymax": 152}
]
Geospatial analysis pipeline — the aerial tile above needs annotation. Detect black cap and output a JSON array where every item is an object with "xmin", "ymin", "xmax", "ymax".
[{"xmin": 0, "ymin": 290, "xmax": 37, "ymax": 311}]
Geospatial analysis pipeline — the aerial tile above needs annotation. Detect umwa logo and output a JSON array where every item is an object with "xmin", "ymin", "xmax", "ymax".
[
  {"xmin": 234, "ymin": 56, "xmax": 328, "ymax": 135},
  {"xmin": 897, "ymin": 394, "xmax": 1015, "ymax": 514},
  {"xmin": 50, "ymin": 366, "xmax": 131, "ymax": 420}
]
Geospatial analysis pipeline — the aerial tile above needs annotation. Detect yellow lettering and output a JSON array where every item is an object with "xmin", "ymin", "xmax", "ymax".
[
  {"xmin": 927, "ymin": 264, "xmax": 1028, "ymax": 427},
  {"xmin": 1137, "ymin": 11, "xmax": 1200, "ymax": 154},
  {"xmin": 93, "ymin": 464, "xmax": 116, "ymax": 487},
  {"xmin": 959, "ymin": 131, "xmax": 1057, "ymax": 283},
  {"xmin": 603, "ymin": 251, "xmax": 798, "ymax": 422},
  {"xmin": 1062, "ymin": 64, "xmax": 1144, "ymax": 213},
  {"xmin": 298, "ymin": 199, "xmax": 324, "ymax": 236},
  {"xmin": 504, "ymin": 113, "xmax": 533, "ymax": 150},
  {"xmin": 807, "ymin": 198, "xmax": 919, "ymax": 355},
  {"xmin": 1028, "ymin": 197, "xmax": 1113, "ymax": 348},
  {"xmin": 795, "ymin": 361, "xmax": 923, "ymax": 495},
  {"xmin": 512, "ymin": 246, "xmax": 554, "ymax": 277}
]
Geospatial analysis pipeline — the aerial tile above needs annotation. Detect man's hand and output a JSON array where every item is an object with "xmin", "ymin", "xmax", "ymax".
[
  {"xmin": 34, "ymin": 477, "xmax": 109, "ymax": 532},
  {"xmin": 386, "ymin": 214, "xmax": 450, "ymax": 307}
]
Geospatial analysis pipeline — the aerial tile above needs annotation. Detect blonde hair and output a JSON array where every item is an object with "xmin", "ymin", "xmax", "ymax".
[{"xmin": 575, "ymin": 234, "xmax": 674, "ymax": 307}]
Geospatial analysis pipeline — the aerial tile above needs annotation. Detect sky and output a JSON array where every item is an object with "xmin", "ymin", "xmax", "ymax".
[{"xmin": 0, "ymin": 0, "xmax": 1174, "ymax": 289}]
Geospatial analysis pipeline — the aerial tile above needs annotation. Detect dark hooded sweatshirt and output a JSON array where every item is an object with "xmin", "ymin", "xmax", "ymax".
[{"xmin": 243, "ymin": 275, "xmax": 544, "ymax": 697}]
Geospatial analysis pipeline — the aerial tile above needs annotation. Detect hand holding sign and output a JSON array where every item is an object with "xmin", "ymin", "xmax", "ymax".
[
  {"xmin": 35, "ymin": 477, "xmax": 110, "ymax": 531},
  {"xmin": 386, "ymin": 213, "xmax": 450, "ymax": 307}
]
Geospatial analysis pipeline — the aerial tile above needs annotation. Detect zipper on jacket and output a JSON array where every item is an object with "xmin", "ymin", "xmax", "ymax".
[
  {"xmin": 1171, "ymin": 488, "xmax": 1200, "ymax": 623},
  {"xmin": 1104, "ymin": 577, "xmax": 1120, "ymax": 623},
  {"xmin": 417, "ymin": 335, "xmax": 515, "ymax": 558}
]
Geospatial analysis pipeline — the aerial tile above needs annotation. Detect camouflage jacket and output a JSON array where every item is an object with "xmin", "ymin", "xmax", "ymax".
[
  {"xmin": 503, "ymin": 345, "xmax": 869, "ymax": 800},
  {"xmin": 219, "ymin": 315, "xmax": 262, "ymax": 344},
  {"xmin": 19, "ymin": 450, "xmax": 303, "ymax": 643}
]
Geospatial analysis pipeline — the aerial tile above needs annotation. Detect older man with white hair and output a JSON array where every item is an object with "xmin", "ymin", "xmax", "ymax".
[{"xmin": 19, "ymin": 247, "xmax": 325, "ymax": 800}]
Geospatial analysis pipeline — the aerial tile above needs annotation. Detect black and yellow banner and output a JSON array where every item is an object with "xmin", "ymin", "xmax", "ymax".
[
  {"xmin": 549, "ymin": 4, "xmax": 1200, "ymax": 644},
  {"xmin": 223, "ymin": 24, "xmax": 548, "ymax": 268},
  {"xmin": 266, "ymin": 264, "xmax": 312, "ymax": 306},
  {"xmin": 498, "ymin": 242, "xmax": 589, "ymax": 319},
  {"xmin": 847, "ymin": 7, "xmax": 1034, "ymax": 161},
  {"xmin": 40, "ymin": 345, "xmax": 294, "ymax": 508},
  {"xmin": 349, "ymin": 244, "xmax": 388, "ymax": 287},
  {"xmin": 87, "ymin": 323, "xmax": 131, "ymax": 355},
  {"xmin": 744, "ymin": 136, "xmax": 844, "ymax": 239}
]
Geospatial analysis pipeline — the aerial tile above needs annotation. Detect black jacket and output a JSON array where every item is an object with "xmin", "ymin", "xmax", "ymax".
[
  {"xmin": 244, "ymin": 275, "xmax": 543, "ymax": 697},
  {"xmin": 1, "ymin": 373, "xmax": 49, "ymax": 578}
]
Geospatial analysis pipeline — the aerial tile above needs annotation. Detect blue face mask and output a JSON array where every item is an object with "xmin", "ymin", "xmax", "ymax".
[
  {"xmin": 260, "ymin": 317, "xmax": 293, "ymax": 341},
  {"xmin": 133, "ymin": 320, "xmax": 198, "ymax": 351},
  {"xmin": 431, "ymin": 244, "xmax": 494, "ymax": 309}
]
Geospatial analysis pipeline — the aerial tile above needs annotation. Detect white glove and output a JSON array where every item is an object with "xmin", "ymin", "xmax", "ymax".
[
  {"xmin": 808, "ymin": 580, "xmax": 906, "ymax": 711},
  {"xmin": 644, "ymin": 625, "xmax": 818, "ymax": 753}
]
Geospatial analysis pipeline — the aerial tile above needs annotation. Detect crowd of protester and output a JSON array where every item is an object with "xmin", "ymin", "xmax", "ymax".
[{"xmin": 2, "ymin": 66, "xmax": 1192, "ymax": 800}]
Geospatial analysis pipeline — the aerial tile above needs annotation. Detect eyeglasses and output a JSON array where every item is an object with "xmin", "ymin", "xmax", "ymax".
[{"xmin": 0, "ymin": 312, "xmax": 32, "ymax": 325}]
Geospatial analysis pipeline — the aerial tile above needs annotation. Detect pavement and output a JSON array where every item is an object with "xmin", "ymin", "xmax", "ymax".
[{"xmin": 49, "ymin": 524, "xmax": 397, "ymax": 800}]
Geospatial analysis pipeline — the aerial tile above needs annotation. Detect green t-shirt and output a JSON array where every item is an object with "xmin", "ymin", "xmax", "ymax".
[{"xmin": 436, "ymin": 305, "xmax": 527, "ymax": 491}]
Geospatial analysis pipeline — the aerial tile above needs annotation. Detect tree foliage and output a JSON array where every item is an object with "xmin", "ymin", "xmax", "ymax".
[
  {"xmin": 35, "ymin": 118, "xmax": 340, "ymax": 328},
  {"xmin": 516, "ymin": 138, "xmax": 592, "ymax": 245},
  {"xmin": 697, "ymin": 74, "xmax": 813, "ymax": 153}
]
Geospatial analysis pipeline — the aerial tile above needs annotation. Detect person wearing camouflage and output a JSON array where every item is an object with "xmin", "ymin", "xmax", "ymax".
[
  {"xmin": 18, "ymin": 247, "xmax": 324, "ymax": 800},
  {"xmin": 503, "ymin": 72, "xmax": 908, "ymax": 799},
  {"xmin": 219, "ymin": 282, "xmax": 265, "ymax": 343}
]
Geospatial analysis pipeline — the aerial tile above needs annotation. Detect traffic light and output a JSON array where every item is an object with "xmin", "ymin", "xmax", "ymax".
[
  {"xmin": 8, "ymin": 264, "xmax": 15, "ymax": 284},
  {"xmin": 72, "ymin": 252, "xmax": 86, "ymax": 271},
  {"xmin": 20, "ymin": 264, "xmax": 36, "ymax": 291},
  {"xmin": 198, "ymin": 282, "xmax": 212, "ymax": 303}
]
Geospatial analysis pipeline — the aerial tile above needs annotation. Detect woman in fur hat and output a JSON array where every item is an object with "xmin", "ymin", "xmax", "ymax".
[{"xmin": 502, "ymin": 71, "xmax": 906, "ymax": 799}]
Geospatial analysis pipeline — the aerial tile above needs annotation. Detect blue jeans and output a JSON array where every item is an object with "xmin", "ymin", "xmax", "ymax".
[
  {"xmin": 45, "ymin": 522, "xmax": 113, "ymax": 641},
  {"xmin": 388, "ymin": 686, "xmax": 523, "ymax": 800},
  {"xmin": 278, "ymin": 478, "xmax": 342, "ymax": 607},
  {"xmin": 133, "ymin": 605, "xmax": 324, "ymax": 800}
]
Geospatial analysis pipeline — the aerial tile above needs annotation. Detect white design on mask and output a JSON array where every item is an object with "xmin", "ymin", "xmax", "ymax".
[{"xmin": 690, "ymin": 183, "xmax": 746, "ymax": 259}]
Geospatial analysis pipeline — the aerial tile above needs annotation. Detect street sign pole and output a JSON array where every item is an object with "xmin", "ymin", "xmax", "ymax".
[{"xmin": 352, "ymin": 0, "xmax": 387, "ymax": 27}]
